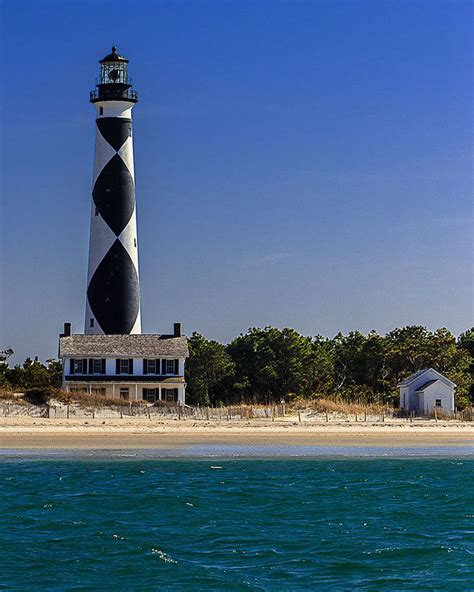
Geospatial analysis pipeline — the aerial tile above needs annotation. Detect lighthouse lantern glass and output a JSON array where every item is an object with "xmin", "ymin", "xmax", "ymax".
[{"xmin": 100, "ymin": 62, "xmax": 128, "ymax": 85}]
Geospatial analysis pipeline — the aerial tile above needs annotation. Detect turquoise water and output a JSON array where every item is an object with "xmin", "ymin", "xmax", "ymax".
[{"xmin": 1, "ymin": 454, "xmax": 473, "ymax": 590}]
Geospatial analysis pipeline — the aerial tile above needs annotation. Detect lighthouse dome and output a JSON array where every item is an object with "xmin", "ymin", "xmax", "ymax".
[{"xmin": 100, "ymin": 46, "xmax": 129, "ymax": 64}]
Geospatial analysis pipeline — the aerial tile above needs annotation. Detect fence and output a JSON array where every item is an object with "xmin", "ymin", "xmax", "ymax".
[
  {"xmin": 1, "ymin": 401, "xmax": 473, "ymax": 422},
  {"xmin": 0, "ymin": 402, "xmax": 287, "ymax": 421}
]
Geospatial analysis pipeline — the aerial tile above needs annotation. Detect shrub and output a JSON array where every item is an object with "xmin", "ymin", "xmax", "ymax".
[{"xmin": 23, "ymin": 388, "xmax": 59, "ymax": 406}]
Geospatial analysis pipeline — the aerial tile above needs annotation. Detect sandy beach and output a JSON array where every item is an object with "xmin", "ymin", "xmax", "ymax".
[{"xmin": 0, "ymin": 416, "xmax": 472, "ymax": 449}]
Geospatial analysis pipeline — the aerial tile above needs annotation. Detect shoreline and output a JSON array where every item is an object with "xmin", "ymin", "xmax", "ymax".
[{"xmin": 0, "ymin": 417, "xmax": 472, "ymax": 449}]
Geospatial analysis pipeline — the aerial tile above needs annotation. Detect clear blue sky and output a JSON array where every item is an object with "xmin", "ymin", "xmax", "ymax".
[{"xmin": 1, "ymin": 0, "xmax": 472, "ymax": 364}]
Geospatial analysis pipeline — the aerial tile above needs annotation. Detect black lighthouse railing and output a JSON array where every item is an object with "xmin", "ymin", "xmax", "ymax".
[{"xmin": 90, "ymin": 87, "xmax": 138, "ymax": 102}]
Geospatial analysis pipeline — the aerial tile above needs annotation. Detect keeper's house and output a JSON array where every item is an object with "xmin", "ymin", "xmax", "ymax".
[
  {"xmin": 58, "ymin": 323, "xmax": 189, "ymax": 404},
  {"xmin": 398, "ymin": 368, "xmax": 456, "ymax": 416}
]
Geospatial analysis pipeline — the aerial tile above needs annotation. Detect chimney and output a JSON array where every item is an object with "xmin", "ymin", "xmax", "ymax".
[
  {"xmin": 63, "ymin": 322, "xmax": 72, "ymax": 337},
  {"xmin": 173, "ymin": 322, "xmax": 182, "ymax": 337}
]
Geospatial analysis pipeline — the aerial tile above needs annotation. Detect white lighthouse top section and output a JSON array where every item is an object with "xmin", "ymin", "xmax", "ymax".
[{"xmin": 94, "ymin": 100, "xmax": 134, "ymax": 119}]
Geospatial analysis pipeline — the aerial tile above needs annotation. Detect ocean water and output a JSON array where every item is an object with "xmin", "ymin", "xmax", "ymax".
[{"xmin": 1, "ymin": 452, "xmax": 473, "ymax": 591}]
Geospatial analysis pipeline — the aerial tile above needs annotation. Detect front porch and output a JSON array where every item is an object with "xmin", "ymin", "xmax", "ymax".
[{"xmin": 64, "ymin": 380, "xmax": 185, "ymax": 405}]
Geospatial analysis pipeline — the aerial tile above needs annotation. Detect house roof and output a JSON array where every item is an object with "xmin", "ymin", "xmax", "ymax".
[
  {"xmin": 398, "ymin": 368, "xmax": 456, "ymax": 388},
  {"xmin": 59, "ymin": 334, "xmax": 189, "ymax": 358},
  {"xmin": 398, "ymin": 368, "xmax": 431, "ymax": 386},
  {"xmin": 414, "ymin": 379, "xmax": 439, "ymax": 393}
]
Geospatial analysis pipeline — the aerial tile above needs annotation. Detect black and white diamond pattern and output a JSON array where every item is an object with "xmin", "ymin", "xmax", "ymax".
[{"xmin": 85, "ymin": 116, "xmax": 141, "ymax": 335}]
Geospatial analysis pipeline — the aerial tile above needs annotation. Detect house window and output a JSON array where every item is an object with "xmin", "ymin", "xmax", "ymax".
[
  {"xmin": 92, "ymin": 359, "xmax": 104, "ymax": 374},
  {"xmin": 435, "ymin": 399, "xmax": 442, "ymax": 407},
  {"xmin": 143, "ymin": 388, "xmax": 158, "ymax": 403},
  {"xmin": 163, "ymin": 388, "xmax": 178, "ymax": 402},
  {"xmin": 146, "ymin": 359, "xmax": 157, "ymax": 374},
  {"xmin": 119, "ymin": 388, "xmax": 129, "ymax": 400},
  {"xmin": 116, "ymin": 359, "xmax": 133, "ymax": 375},
  {"xmin": 166, "ymin": 359, "xmax": 176, "ymax": 375},
  {"xmin": 90, "ymin": 318, "xmax": 95, "ymax": 328},
  {"xmin": 92, "ymin": 387, "xmax": 106, "ymax": 396},
  {"xmin": 73, "ymin": 359, "xmax": 85, "ymax": 374}
]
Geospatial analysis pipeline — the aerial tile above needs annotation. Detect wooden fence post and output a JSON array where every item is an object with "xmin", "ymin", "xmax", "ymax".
[
  {"xmin": 298, "ymin": 410, "xmax": 301, "ymax": 423},
  {"xmin": 67, "ymin": 404, "xmax": 70, "ymax": 419}
]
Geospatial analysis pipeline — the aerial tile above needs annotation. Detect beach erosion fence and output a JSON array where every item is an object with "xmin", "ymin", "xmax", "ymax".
[
  {"xmin": 0, "ymin": 402, "xmax": 288, "ymax": 421},
  {"xmin": 1, "ymin": 401, "xmax": 473, "ymax": 422}
]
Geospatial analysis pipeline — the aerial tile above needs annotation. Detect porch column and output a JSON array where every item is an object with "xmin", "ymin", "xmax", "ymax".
[
  {"xmin": 135, "ymin": 383, "xmax": 138, "ymax": 401},
  {"xmin": 158, "ymin": 386, "xmax": 162, "ymax": 400}
]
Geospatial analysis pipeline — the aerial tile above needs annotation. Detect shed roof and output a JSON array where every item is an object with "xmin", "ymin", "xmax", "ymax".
[
  {"xmin": 59, "ymin": 334, "xmax": 188, "ymax": 358},
  {"xmin": 414, "ymin": 379, "xmax": 439, "ymax": 393},
  {"xmin": 398, "ymin": 368, "xmax": 431, "ymax": 386},
  {"xmin": 398, "ymin": 368, "xmax": 456, "ymax": 388}
]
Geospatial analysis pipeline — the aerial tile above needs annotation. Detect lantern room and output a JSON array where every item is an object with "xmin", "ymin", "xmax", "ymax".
[
  {"xmin": 99, "ymin": 46, "xmax": 129, "ymax": 84},
  {"xmin": 90, "ymin": 46, "xmax": 138, "ymax": 104}
]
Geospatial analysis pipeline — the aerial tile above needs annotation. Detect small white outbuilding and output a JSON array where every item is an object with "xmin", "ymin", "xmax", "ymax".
[{"xmin": 398, "ymin": 368, "xmax": 456, "ymax": 416}]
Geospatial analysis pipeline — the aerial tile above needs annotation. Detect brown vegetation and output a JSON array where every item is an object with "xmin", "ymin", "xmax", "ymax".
[{"xmin": 292, "ymin": 397, "xmax": 390, "ymax": 416}]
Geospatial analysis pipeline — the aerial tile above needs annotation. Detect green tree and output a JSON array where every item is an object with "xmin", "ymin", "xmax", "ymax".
[
  {"xmin": 309, "ymin": 335, "xmax": 336, "ymax": 397},
  {"xmin": 185, "ymin": 332, "xmax": 235, "ymax": 406},
  {"xmin": 2, "ymin": 357, "xmax": 63, "ymax": 391},
  {"xmin": 227, "ymin": 327, "xmax": 314, "ymax": 403}
]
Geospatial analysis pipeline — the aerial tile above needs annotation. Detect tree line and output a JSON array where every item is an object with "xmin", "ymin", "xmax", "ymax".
[
  {"xmin": 185, "ymin": 326, "xmax": 473, "ymax": 409},
  {"xmin": 1, "ymin": 326, "xmax": 472, "ymax": 409},
  {"xmin": 0, "ymin": 357, "xmax": 62, "ymax": 392}
]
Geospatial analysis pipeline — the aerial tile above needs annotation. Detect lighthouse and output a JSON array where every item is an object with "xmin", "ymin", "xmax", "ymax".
[
  {"xmin": 58, "ymin": 46, "xmax": 189, "ymax": 404},
  {"xmin": 85, "ymin": 47, "xmax": 141, "ymax": 335}
]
